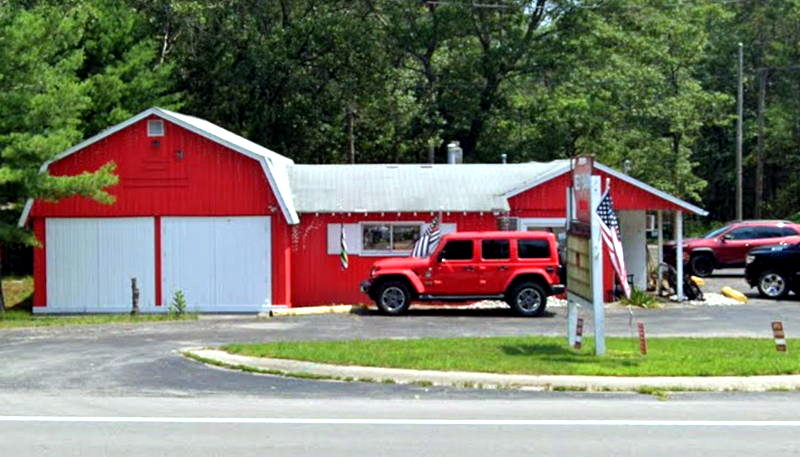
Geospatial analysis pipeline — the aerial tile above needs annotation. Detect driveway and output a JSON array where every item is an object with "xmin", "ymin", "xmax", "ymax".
[{"xmin": 1, "ymin": 273, "xmax": 798, "ymax": 399}]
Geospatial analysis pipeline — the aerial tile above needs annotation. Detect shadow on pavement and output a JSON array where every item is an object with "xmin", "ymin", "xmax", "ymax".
[{"xmin": 362, "ymin": 307, "xmax": 559, "ymax": 319}]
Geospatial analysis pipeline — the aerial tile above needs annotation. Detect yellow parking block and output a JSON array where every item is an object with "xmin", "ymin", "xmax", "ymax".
[{"xmin": 721, "ymin": 286, "xmax": 748, "ymax": 303}]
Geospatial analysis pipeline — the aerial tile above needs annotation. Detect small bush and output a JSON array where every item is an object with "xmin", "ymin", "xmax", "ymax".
[
  {"xmin": 169, "ymin": 289, "xmax": 188, "ymax": 316},
  {"xmin": 621, "ymin": 288, "xmax": 661, "ymax": 309}
]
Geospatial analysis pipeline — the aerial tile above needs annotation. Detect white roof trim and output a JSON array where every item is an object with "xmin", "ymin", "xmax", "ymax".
[
  {"xmin": 593, "ymin": 163, "xmax": 708, "ymax": 216},
  {"xmin": 18, "ymin": 107, "xmax": 300, "ymax": 227},
  {"xmin": 501, "ymin": 160, "xmax": 707, "ymax": 216}
]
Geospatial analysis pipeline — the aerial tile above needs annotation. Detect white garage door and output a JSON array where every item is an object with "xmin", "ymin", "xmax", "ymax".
[
  {"xmin": 161, "ymin": 216, "xmax": 271, "ymax": 312},
  {"xmin": 46, "ymin": 218, "xmax": 155, "ymax": 313}
]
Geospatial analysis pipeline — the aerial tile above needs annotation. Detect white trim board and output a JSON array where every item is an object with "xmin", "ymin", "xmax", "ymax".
[{"xmin": 18, "ymin": 107, "xmax": 300, "ymax": 227}]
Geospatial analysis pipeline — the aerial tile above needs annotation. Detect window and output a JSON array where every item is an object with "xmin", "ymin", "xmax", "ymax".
[
  {"xmin": 726, "ymin": 227, "xmax": 757, "ymax": 240},
  {"xmin": 482, "ymin": 239, "xmax": 510, "ymax": 260},
  {"xmin": 439, "ymin": 240, "xmax": 473, "ymax": 260},
  {"xmin": 518, "ymin": 239, "xmax": 550, "ymax": 259},
  {"xmin": 362, "ymin": 223, "xmax": 421, "ymax": 253},
  {"xmin": 753, "ymin": 227, "xmax": 785, "ymax": 238},
  {"xmin": 779, "ymin": 227, "xmax": 798, "ymax": 236},
  {"xmin": 147, "ymin": 119, "xmax": 164, "ymax": 137}
]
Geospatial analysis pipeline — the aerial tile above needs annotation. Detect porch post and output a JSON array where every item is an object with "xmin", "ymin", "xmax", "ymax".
[
  {"xmin": 656, "ymin": 210, "xmax": 663, "ymax": 295},
  {"xmin": 675, "ymin": 211, "xmax": 684, "ymax": 301}
]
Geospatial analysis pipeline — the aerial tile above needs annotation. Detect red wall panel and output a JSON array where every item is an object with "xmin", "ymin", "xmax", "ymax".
[{"xmin": 290, "ymin": 212, "xmax": 497, "ymax": 307}]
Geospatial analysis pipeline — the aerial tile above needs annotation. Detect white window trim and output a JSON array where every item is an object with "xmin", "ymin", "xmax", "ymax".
[
  {"xmin": 147, "ymin": 119, "xmax": 165, "ymax": 137},
  {"xmin": 359, "ymin": 221, "xmax": 425, "ymax": 257}
]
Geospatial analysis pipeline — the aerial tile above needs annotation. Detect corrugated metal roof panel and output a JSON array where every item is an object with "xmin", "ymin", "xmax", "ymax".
[{"xmin": 288, "ymin": 161, "xmax": 570, "ymax": 213}]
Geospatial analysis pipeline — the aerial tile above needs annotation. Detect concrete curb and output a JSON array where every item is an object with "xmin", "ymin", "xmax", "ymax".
[
  {"xmin": 259, "ymin": 305, "xmax": 367, "ymax": 318},
  {"xmin": 182, "ymin": 348, "xmax": 800, "ymax": 393}
]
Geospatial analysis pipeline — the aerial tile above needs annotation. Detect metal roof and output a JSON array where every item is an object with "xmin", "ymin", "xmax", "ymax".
[{"xmin": 288, "ymin": 161, "xmax": 570, "ymax": 213}]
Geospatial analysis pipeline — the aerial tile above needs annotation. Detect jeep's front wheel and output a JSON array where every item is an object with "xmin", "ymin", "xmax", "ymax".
[
  {"xmin": 375, "ymin": 280, "xmax": 412, "ymax": 315},
  {"xmin": 507, "ymin": 282, "xmax": 547, "ymax": 317}
]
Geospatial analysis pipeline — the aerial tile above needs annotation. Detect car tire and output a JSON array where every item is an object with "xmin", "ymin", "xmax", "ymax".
[
  {"xmin": 757, "ymin": 270, "xmax": 789, "ymax": 299},
  {"xmin": 689, "ymin": 253, "xmax": 714, "ymax": 277},
  {"xmin": 375, "ymin": 280, "xmax": 412, "ymax": 315},
  {"xmin": 506, "ymin": 282, "xmax": 547, "ymax": 317}
]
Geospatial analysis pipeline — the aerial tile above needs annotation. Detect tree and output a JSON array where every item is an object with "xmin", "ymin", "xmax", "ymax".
[{"xmin": 0, "ymin": 3, "xmax": 162, "ymax": 312}]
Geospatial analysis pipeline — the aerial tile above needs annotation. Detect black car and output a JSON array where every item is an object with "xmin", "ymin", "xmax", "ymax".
[{"xmin": 745, "ymin": 242, "xmax": 800, "ymax": 298}]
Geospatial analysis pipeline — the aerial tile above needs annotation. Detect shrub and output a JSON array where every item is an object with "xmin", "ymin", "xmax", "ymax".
[
  {"xmin": 621, "ymin": 288, "xmax": 661, "ymax": 309},
  {"xmin": 169, "ymin": 289, "xmax": 188, "ymax": 316}
]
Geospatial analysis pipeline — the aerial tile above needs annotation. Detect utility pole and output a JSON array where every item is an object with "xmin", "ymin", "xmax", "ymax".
[
  {"xmin": 347, "ymin": 105, "xmax": 356, "ymax": 164},
  {"xmin": 736, "ymin": 42, "xmax": 744, "ymax": 221},
  {"xmin": 755, "ymin": 68, "xmax": 767, "ymax": 219}
]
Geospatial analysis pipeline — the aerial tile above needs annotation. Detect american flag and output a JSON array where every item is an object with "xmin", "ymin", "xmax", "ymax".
[
  {"xmin": 411, "ymin": 218, "xmax": 441, "ymax": 258},
  {"xmin": 339, "ymin": 223, "xmax": 349, "ymax": 270},
  {"xmin": 596, "ymin": 188, "xmax": 631, "ymax": 299}
]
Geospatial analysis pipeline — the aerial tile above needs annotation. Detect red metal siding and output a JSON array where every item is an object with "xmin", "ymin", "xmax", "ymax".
[
  {"xmin": 30, "ymin": 115, "xmax": 291, "ymax": 308},
  {"xmin": 31, "ymin": 116, "xmax": 279, "ymax": 218},
  {"xmin": 508, "ymin": 173, "xmax": 570, "ymax": 218},
  {"xmin": 290, "ymin": 212, "xmax": 497, "ymax": 307},
  {"xmin": 33, "ymin": 219, "xmax": 45, "ymax": 308}
]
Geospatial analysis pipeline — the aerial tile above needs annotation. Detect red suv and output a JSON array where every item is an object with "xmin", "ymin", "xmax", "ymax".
[
  {"xmin": 360, "ymin": 231, "xmax": 565, "ymax": 316},
  {"xmin": 664, "ymin": 220, "xmax": 800, "ymax": 277}
]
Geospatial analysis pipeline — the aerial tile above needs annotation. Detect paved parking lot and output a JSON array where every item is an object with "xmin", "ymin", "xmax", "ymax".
[{"xmin": 0, "ymin": 268, "xmax": 796, "ymax": 398}]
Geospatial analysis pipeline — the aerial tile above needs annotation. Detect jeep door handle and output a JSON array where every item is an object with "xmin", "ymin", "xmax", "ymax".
[
  {"xmin": 463, "ymin": 266, "xmax": 475, "ymax": 272},
  {"xmin": 498, "ymin": 266, "xmax": 509, "ymax": 271}
]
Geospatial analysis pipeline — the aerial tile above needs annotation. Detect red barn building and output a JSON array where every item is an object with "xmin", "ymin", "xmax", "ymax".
[{"xmin": 20, "ymin": 108, "xmax": 706, "ymax": 313}]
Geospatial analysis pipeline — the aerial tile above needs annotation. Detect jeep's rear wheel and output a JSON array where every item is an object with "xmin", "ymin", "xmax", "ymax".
[
  {"xmin": 689, "ymin": 253, "xmax": 714, "ymax": 277},
  {"xmin": 375, "ymin": 280, "xmax": 412, "ymax": 315},
  {"xmin": 507, "ymin": 282, "xmax": 547, "ymax": 317},
  {"xmin": 758, "ymin": 270, "xmax": 789, "ymax": 299}
]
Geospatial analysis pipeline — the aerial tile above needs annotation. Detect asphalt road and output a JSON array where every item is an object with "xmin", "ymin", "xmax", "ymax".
[
  {"xmin": 2, "ymin": 393, "xmax": 800, "ymax": 457},
  {"xmin": 1, "ymin": 268, "xmax": 798, "ymax": 455}
]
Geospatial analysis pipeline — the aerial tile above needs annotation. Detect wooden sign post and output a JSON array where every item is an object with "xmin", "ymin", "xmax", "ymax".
[
  {"xmin": 637, "ymin": 322, "xmax": 648, "ymax": 355},
  {"xmin": 574, "ymin": 317, "xmax": 584, "ymax": 349},
  {"xmin": 772, "ymin": 321, "xmax": 787, "ymax": 353}
]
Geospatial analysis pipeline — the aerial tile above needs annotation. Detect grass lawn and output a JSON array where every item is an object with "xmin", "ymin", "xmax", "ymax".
[
  {"xmin": 0, "ymin": 310, "xmax": 196, "ymax": 329},
  {"xmin": 223, "ymin": 336, "xmax": 800, "ymax": 377},
  {"xmin": 0, "ymin": 275, "xmax": 196, "ymax": 329}
]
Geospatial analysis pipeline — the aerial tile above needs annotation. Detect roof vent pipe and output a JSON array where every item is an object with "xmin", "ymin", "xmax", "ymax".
[
  {"xmin": 501, "ymin": 153, "xmax": 507, "ymax": 164},
  {"xmin": 447, "ymin": 141, "xmax": 463, "ymax": 164}
]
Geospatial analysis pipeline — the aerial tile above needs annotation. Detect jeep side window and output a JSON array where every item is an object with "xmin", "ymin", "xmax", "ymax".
[
  {"xmin": 518, "ymin": 239, "xmax": 550, "ymax": 259},
  {"xmin": 439, "ymin": 240, "xmax": 473, "ymax": 260},
  {"xmin": 482, "ymin": 239, "xmax": 510, "ymax": 260}
]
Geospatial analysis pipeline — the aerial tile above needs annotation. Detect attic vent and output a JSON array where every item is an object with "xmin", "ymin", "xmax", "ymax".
[{"xmin": 147, "ymin": 119, "xmax": 164, "ymax": 137}]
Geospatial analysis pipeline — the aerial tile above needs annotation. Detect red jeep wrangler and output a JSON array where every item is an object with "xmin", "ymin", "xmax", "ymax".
[{"xmin": 360, "ymin": 231, "xmax": 565, "ymax": 316}]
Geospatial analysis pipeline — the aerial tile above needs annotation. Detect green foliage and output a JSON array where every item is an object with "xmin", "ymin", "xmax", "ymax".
[
  {"xmin": 0, "ymin": 0, "xmax": 179, "ymax": 246},
  {"xmin": 2, "ymin": 0, "xmax": 799, "ymax": 233},
  {"xmin": 169, "ymin": 289, "xmax": 187, "ymax": 316},
  {"xmin": 621, "ymin": 289, "xmax": 662, "ymax": 309}
]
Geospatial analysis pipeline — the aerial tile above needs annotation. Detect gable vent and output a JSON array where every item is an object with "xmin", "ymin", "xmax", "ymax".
[{"xmin": 147, "ymin": 119, "xmax": 165, "ymax": 137}]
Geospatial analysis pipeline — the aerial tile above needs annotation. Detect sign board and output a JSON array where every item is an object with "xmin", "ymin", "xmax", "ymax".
[
  {"xmin": 572, "ymin": 156, "xmax": 594, "ymax": 226},
  {"xmin": 566, "ymin": 171, "xmax": 605, "ymax": 355},
  {"xmin": 566, "ymin": 235, "xmax": 592, "ymax": 302}
]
